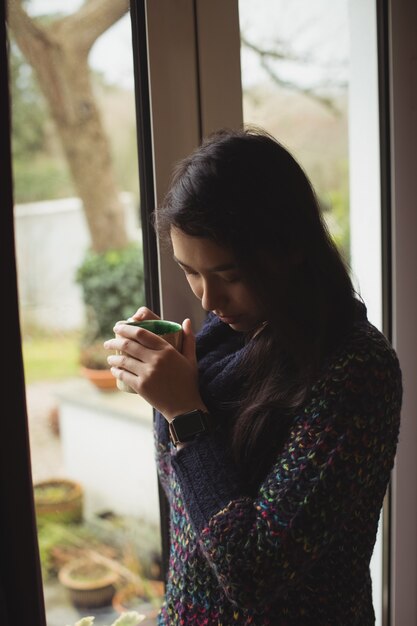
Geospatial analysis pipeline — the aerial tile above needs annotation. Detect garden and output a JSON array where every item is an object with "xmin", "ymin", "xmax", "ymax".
[
  {"xmin": 35, "ymin": 483, "xmax": 163, "ymax": 625},
  {"xmin": 21, "ymin": 236, "xmax": 162, "ymax": 625}
]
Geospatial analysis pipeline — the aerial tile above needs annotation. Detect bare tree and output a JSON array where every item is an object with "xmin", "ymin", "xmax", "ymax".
[
  {"xmin": 241, "ymin": 33, "xmax": 347, "ymax": 115},
  {"xmin": 7, "ymin": 0, "xmax": 130, "ymax": 253}
]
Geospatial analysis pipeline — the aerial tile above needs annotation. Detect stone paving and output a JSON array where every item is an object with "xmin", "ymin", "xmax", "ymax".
[{"xmin": 26, "ymin": 379, "xmax": 68, "ymax": 484}]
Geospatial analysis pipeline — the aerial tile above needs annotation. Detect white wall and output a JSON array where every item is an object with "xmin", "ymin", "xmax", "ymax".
[
  {"xmin": 13, "ymin": 194, "xmax": 139, "ymax": 331},
  {"xmin": 58, "ymin": 379, "xmax": 159, "ymax": 525}
]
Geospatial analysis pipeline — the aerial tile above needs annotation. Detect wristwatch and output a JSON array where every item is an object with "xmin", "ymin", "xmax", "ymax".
[{"xmin": 168, "ymin": 409, "xmax": 215, "ymax": 447}]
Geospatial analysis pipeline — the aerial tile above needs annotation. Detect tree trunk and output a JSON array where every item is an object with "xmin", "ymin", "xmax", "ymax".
[{"xmin": 7, "ymin": 0, "xmax": 130, "ymax": 253}]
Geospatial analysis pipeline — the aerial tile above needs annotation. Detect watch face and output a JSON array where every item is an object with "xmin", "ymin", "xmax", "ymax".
[{"xmin": 171, "ymin": 410, "xmax": 207, "ymax": 443}]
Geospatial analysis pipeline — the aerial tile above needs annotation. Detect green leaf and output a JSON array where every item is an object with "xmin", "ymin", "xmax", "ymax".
[
  {"xmin": 75, "ymin": 243, "xmax": 145, "ymax": 342},
  {"xmin": 112, "ymin": 611, "xmax": 145, "ymax": 625}
]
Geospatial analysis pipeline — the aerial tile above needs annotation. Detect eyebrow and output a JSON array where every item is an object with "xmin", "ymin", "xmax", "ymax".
[{"xmin": 173, "ymin": 255, "xmax": 237, "ymax": 273}]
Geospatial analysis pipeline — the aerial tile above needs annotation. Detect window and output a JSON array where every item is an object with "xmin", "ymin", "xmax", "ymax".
[
  {"xmin": 238, "ymin": 3, "xmax": 389, "ymax": 621},
  {"xmin": 239, "ymin": 0, "xmax": 350, "ymax": 263},
  {"xmin": 5, "ymin": 1, "xmax": 162, "ymax": 624},
  {"xmin": 1, "ymin": 2, "xmax": 415, "ymax": 625}
]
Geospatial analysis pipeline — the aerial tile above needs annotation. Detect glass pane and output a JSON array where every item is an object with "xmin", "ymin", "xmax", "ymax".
[
  {"xmin": 238, "ymin": 2, "xmax": 384, "ymax": 624},
  {"xmin": 7, "ymin": 1, "xmax": 162, "ymax": 624},
  {"xmin": 239, "ymin": 0, "xmax": 350, "ymax": 263}
]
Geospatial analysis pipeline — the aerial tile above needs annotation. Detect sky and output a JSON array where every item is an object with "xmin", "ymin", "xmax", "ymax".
[
  {"xmin": 27, "ymin": 0, "xmax": 349, "ymax": 92},
  {"xmin": 238, "ymin": 0, "xmax": 349, "ymax": 89}
]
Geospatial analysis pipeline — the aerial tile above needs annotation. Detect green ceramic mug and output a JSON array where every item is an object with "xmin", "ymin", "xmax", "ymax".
[{"xmin": 115, "ymin": 319, "xmax": 183, "ymax": 393}]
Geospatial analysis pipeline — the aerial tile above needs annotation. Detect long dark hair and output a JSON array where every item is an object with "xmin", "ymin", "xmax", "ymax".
[{"xmin": 155, "ymin": 127, "xmax": 358, "ymax": 486}]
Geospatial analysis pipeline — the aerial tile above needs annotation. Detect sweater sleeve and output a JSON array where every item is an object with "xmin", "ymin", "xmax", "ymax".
[{"xmin": 171, "ymin": 337, "xmax": 402, "ymax": 610}]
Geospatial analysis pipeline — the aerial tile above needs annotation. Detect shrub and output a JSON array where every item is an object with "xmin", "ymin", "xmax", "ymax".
[{"xmin": 75, "ymin": 243, "xmax": 145, "ymax": 345}]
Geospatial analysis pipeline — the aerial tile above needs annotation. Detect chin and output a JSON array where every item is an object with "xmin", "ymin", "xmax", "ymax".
[
  {"xmin": 229, "ymin": 320, "xmax": 257, "ymax": 332},
  {"xmin": 227, "ymin": 322, "xmax": 244, "ymax": 331}
]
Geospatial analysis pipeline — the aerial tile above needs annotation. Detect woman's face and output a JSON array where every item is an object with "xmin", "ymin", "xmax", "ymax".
[{"xmin": 170, "ymin": 227, "xmax": 266, "ymax": 332}]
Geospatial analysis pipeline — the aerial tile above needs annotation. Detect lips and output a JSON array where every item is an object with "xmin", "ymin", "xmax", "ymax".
[{"xmin": 217, "ymin": 314, "xmax": 241, "ymax": 324}]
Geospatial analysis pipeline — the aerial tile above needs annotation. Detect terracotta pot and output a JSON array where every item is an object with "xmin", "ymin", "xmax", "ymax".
[
  {"xmin": 34, "ymin": 478, "xmax": 83, "ymax": 525},
  {"xmin": 59, "ymin": 558, "xmax": 119, "ymax": 608},
  {"xmin": 80, "ymin": 366, "xmax": 117, "ymax": 390}
]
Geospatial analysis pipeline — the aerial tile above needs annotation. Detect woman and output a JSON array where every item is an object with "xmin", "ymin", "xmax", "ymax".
[{"xmin": 104, "ymin": 128, "xmax": 402, "ymax": 625}]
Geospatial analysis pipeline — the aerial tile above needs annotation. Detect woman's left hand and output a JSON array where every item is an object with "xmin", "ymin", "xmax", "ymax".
[{"xmin": 103, "ymin": 319, "xmax": 206, "ymax": 421}]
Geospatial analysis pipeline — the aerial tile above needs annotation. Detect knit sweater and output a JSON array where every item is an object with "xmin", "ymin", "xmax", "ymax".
[{"xmin": 154, "ymin": 307, "xmax": 402, "ymax": 626}]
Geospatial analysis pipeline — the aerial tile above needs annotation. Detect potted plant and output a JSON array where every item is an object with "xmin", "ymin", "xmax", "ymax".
[
  {"xmin": 34, "ymin": 478, "xmax": 84, "ymax": 526},
  {"xmin": 79, "ymin": 340, "xmax": 117, "ymax": 390},
  {"xmin": 59, "ymin": 557, "xmax": 120, "ymax": 608},
  {"xmin": 75, "ymin": 243, "xmax": 145, "ymax": 390},
  {"xmin": 38, "ymin": 521, "xmax": 92, "ymax": 581}
]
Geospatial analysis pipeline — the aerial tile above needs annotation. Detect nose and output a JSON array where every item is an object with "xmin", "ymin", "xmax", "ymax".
[{"xmin": 200, "ymin": 278, "xmax": 226, "ymax": 312}]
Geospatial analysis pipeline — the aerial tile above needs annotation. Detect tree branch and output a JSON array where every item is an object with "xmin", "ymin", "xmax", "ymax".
[
  {"xmin": 54, "ymin": 0, "xmax": 130, "ymax": 55},
  {"xmin": 241, "ymin": 33, "xmax": 310, "ymax": 64},
  {"xmin": 6, "ymin": 0, "xmax": 64, "ymax": 106},
  {"xmin": 6, "ymin": 0, "xmax": 50, "ymax": 51},
  {"xmin": 241, "ymin": 34, "xmax": 347, "ymax": 114},
  {"xmin": 259, "ymin": 58, "xmax": 342, "ymax": 115},
  {"xmin": 7, "ymin": 0, "xmax": 129, "ymax": 59}
]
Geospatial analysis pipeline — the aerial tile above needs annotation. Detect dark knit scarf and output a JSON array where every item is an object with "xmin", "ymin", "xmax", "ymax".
[
  {"xmin": 155, "ymin": 312, "xmax": 248, "ymax": 447},
  {"xmin": 196, "ymin": 312, "xmax": 248, "ymax": 416},
  {"xmin": 156, "ymin": 301, "xmax": 368, "ymax": 452}
]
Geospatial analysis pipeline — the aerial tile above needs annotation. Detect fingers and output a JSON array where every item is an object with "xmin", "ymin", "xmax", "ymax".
[
  {"xmin": 109, "ymin": 365, "xmax": 138, "ymax": 393},
  {"xmin": 181, "ymin": 318, "xmax": 196, "ymax": 364},
  {"xmin": 130, "ymin": 306, "xmax": 160, "ymax": 321},
  {"xmin": 104, "ymin": 325, "xmax": 169, "ymax": 357},
  {"xmin": 107, "ymin": 352, "xmax": 141, "ymax": 374}
]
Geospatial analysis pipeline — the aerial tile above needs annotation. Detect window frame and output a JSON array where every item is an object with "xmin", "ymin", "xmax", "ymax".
[
  {"xmin": 376, "ymin": 2, "xmax": 393, "ymax": 622},
  {"xmin": 134, "ymin": 0, "xmax": 243, "ymax": 580},
  {"xmin": 0, "ymin": 1, "xmax": 46, "ymax": 622},
  {"xmin": 386, "ymin": 0, "xmax": 417, "ymax": 624}
]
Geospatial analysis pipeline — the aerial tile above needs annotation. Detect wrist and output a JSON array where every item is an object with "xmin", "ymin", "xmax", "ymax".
[{"xmin": 165, "ymin": 403, "xmax": 208, "ymax": 423}]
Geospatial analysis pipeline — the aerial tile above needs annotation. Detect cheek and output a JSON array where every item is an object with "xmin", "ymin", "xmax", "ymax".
[
  {"xmin": 187, "ymin": 277, "xmax": 203, "ymax": 300},
  {"xmin": 235, "ymin": 284, "xmax": 253, "ymax": 305},
  {"xmin": 235, "ymin": 284, "xmax": 262, "ymax": 312}
]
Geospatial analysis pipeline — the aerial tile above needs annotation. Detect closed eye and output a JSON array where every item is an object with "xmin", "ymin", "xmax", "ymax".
[
  {"xmin": 221, "ymin": 273, "xmax": 241, "ymax": 283},
  {"xmin": 173, "ymin": 256, "xmax": 241, "ymax": 282},
  {"xmin": 182, "ymin": 268, "xmax": 199, "ymax": 277}
]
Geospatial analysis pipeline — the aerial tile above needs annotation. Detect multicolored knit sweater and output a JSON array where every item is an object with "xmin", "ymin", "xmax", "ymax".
[{"xmin": 154, "ymin": 305, "xmax": 402, "ymax": 625}]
